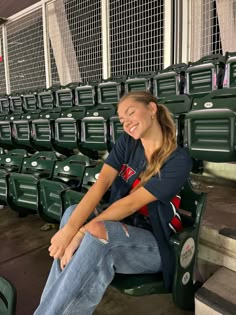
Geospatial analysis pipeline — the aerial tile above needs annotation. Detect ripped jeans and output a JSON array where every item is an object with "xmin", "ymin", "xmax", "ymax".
[{"xmin": 34, "ymin": 205, "xmax": 162, "ymax": 315}]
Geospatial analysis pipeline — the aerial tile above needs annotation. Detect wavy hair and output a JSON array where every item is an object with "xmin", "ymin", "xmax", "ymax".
[{"xmin": 118, "ymin": 91, "xmax": 177, "ymax": 186}]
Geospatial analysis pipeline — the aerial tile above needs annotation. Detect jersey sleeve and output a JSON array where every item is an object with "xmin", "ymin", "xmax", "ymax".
[
  {"xmin": 104, "ymin": 133, "xmax": 128, "ymax": 171},
  {"xmin": 143, "ymin": 148, "xmax": 192, "ymax": 204}
]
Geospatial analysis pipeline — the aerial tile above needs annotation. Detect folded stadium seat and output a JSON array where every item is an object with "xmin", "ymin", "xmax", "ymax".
[
  {"xmin": 61, "ymin": 162, "xmax": 108, "ymax": 215},
  {"xmin": 53, "ymin": 107, "xmax": 86, "ymax": 156},
  {"xmin": 37, "ymin": 89, "xmax": 55, "ymax": 112},
  {"xmin": 74, "ymin": 81, "xmax": 98, "ymax": 109},
  {"xmin": 160, "ymin": 94, "xmax": 193, "ymax": 146},
  {"xmin": 184, "ymin": 88, "xmax": 236, "ymax": 162},
  {"xmin": 79, "ymin": 105, "xmax": 116, "ymax": 159},
  {"xmin": 0, "ymin": 275, "xmax": 17, "ymax": 315},
  {"xmin": 0, "ymin": 120, "xmax": 15, "ymax": 150},
  {"xmin": 8, "ymin": 94, "xmax": 23, "ymax": 113},
  {"xmin": 11, "ymin": 110, "xmax": 42, "ymax": 154},
  {"xmin": 124, "ymin": 72, "xmax": 154, "ymax": 93},
  {"xmin": 22, "ymin": 91, "xmax": 38, "ymax": 112},
  {"xmin": 0, "ymin": 149, "xmax": 28, "ymax": 206},
  {"xmin": 38, "ymin": 154, "xmax": 92, "ymax": 223},
  {"xmin": 0, "ymin": 96, "xmax": 10, "ymax": 114},
  {"xmin": 97, "ymin": 76, "xmax": 126, "ymax": 106},
  {"xmin": 30, "ymin": 108, "xmax": 62, "ymax": 152},
  {"xmin": 109, "ymin": 116, "xmax": 123, "ymax": 150},
  {"xmin": 111, "ymin": 179, "xmax": 207, "ymax": 311},
  {"xmin": 223, "ymin": 51, "xmax": 236, "ymax": 88},
  {"xmin": 55, "ymin": 85, "xmax": 75, "ymax": 109},
  {"xmin": 153, "ymin": 63, "xmax": 188, "ymax": 98},
  {"xmin": 186, "ymin": 54, "xmax": 226, "ymax": 97},
  {"xmin": 7, "ymin": 151, "xmax": 59, "ymax": 216}
]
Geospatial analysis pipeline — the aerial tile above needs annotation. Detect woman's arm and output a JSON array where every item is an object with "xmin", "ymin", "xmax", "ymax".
[
  {"xmin": 49, "ymin": 164, "xmax": 118, "ymax": 259},
  {"xmin": 85, "ymin": 185, "xmax": 157, "ymax": 228}
]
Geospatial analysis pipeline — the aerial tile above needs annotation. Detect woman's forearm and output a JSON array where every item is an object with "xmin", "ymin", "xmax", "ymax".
[{"xmin": 66, "ymin": 180, "xmax": 110, "ymax": 231}]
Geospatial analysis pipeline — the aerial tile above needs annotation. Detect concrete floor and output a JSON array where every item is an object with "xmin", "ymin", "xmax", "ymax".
[{"xmin": 0, "ymin": 175, "xmax": 235, "ymax": 315}]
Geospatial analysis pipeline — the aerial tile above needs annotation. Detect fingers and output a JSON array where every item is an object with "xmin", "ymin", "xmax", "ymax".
[
  {"xmin": 48, "ymin": 244, "xmax": 64, "ymax": 260},
  {"xmin": 60, "ymin": 253, "xmax": 72, "ymax": 270}
]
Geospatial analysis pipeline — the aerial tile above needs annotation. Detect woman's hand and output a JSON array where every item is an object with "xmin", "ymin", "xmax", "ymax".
[
  {"xmin": 60, "ymin": 231, "xmax": 85, "ymax": 270},
  {"xmin": 48, "ymin": 224, "xmax": 78, "ymax": 259}
]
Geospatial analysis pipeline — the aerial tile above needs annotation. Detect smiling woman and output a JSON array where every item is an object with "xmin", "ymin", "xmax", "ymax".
[{"xmin": 34, "ymin": 91, "xmax": 192, "ymax": 315}]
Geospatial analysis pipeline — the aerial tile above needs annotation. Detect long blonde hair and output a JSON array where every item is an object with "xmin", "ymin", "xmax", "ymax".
[{"xmin": 118, "ymin": 91, "xmax": 177, "ymax": 186}]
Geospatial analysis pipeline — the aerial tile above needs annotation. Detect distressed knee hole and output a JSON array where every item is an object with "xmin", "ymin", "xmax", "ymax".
[
  {"xmin": 121, "ymin": 223, "xmax": 130, "ymax": 237},
  {"xmin": 86, "ymin": 221, "xmax": 108, "ymax": 243}
]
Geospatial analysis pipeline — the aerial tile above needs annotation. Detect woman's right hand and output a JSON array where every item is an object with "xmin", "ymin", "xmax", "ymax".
[{"xmin": 48, "ymin": 224, "xmax": 77, "ymax": 259}]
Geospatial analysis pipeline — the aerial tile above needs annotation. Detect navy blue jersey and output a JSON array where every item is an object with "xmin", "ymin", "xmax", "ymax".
[{"xmin": 105, "ymin": 132, "xmax": 192, "ymax": 290}]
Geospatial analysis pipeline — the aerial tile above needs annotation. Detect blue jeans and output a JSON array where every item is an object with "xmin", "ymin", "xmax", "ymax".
[{"xmin": 34, "ymin": 205, "xmax": 162, "ymax": 315}]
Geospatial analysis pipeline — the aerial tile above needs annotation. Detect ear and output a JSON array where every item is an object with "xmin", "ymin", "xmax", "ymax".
[{"xmin": 148, "ymin": 101, "xmax": 157, "ymax": 115}]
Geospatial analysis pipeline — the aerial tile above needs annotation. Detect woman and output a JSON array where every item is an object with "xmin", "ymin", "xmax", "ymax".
[{"xmin": 34, "ymin": 91, "xmax": 192, "ymax": 315}]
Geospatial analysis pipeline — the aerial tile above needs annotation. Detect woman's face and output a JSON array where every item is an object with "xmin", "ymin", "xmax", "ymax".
[{"xmin": 117, "ymin": 97, "xmax": 157, "ymax": 140}]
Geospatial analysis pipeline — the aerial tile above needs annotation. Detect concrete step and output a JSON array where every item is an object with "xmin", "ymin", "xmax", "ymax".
[
  {"xmin": 198, "ymin": 226, "xmax": 236, "ymax": 275},
  {"xmin": 195, "ymin": 267, "xmax": 236, "ymax": 315}
]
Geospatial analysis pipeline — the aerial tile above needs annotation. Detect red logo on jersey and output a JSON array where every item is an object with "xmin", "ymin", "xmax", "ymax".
[{"xmin": 119, "ymin": 164, "xmax": 136, "ymax": 182}]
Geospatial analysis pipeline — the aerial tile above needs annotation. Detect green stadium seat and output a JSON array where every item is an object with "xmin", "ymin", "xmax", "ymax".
[
  {"xmin": 186, "ymin": 54, "xmax": 225, "ymax": 97},
  {"xmin": 160, "ymin": 94, "xmax": 192, "ymax": 145},
  {"xmin": 0, "ymin": 96, "xmax": 10, "ymax": 113},
  {"xmin": 61, "ymin": 162, "xmax": 106, "ymax": 214},
  {"xmin": 223, "ymin": 51, "xmax": 236, "ymax": 88},
  {"xmin": 109, "ymin": 116, "xmax": 123, "ymax": 150},
  {"xmin": 75, "ymin": 82, "xmax": 97, "ymax": 108},
  {"xmin": 9, "ymin": 95, "xmax": 23, "ymax": 113},
  {"xmin": 153, "ymin": 63, "xmax": 188, "ymax": 98},
  {"xmin": 97, "ymin": 77, "xmax": 125, "ymax": 105},
  {"xmin": 22, "ymin": 92, "xmax": 38, "ymax": 112},
  {"xmin": 0, "ymin": 276, "xmax": 16, "ymax": 315},
  {"xmin": 125, "ymin": 72, "xmax": 154, "ymax": 93},
  {"xmin": 111, "ymin": 179, "xmax": 207, "ymax": 311},
  {"xmin": 0, "ymin": 121, "xmax": 14, "ymax": 150},
  {"xmin": 55, "ymin": 87, "xmax": 74, "ymax": 109},
  {"xmin": 184, "ymin": 88, "xmax": 236, "ymax": 162},
  {"xmin": 38, "ymin": 154, "xmax": 91, "ymax": 223},
  {"xmin": 37, "ymin": 90, "xmax": 55, "ymax": 111},
  {"xmin": 0, "ymin": 149, "xmax": 28, "ymax": 206},
  {"xmin": 79, "ymin": 106, "xmax": 116, "ymax": 159},
  {"xmin": 31, "ymin": 108, "xmax": 62, "ymax": 151},
  {"xmin": 53, "ymin": 108, "xmax": 85, "ymax": 156},
  {"xmin": 7, "ymin": 152, "xmax": 58, "ymax": 216}
]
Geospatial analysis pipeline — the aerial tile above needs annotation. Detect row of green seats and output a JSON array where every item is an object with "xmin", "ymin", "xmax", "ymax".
[
  {"xmin": 0, "ymin": 150, "xmax": 104, "ymax": 221},
  {"xmin": 0, "ymin": 95, "xmax": 193, "ymax": 158},
  {"xmin": 1, "ymin": 52, "xmax": 235, "ymax": 114},
  {"xmin": 1, "ymin": 88, "xmax": 235, "ymax": 163}
]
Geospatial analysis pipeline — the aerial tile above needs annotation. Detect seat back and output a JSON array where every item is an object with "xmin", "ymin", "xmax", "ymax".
[
  {"xmin": 79, "ymin": 106, "xmax": 116, "ymax": 159},
  {"xmin": 75, "ymin": 83, "xmax": 97, "ymax": 108},
  {"xmin": 186, "ymin": 54, "xmax": 225, "ymax": 96},
  {"xmin": 125, "ymin": 72, "xmax": 154, "ymax": 93},
  {"xmin": 0, "ymin": 121, "xmax": 14, "ymax": 150},
  {"xmin": 109, "ymin": 116, "xmax": 123, "ymax": 150},
  {"xmin": 9, "ymin": 95, "xmax": 23, "ymax": 113},
  {"xmin": 37, "ymin": 90, "xmax": 55, "ymax": 110},
  {"xmin": 53, "ymin": 108, "xmax": 85, "ymax": 156},
  {"xmin": 97, "ymin": 77, "xmax": 125, "ymax": 105},
  {"xmin": 55, "ymin": 87, "xmax": 74, "ymax": 109},
  {"xmin": 0, "ymin": 97, "xmax": 10, "ymax": 113},
  {"xmin": 160, "ymin": 95, "xmax": 192, "ymax": 145},
  {"xmin": 12, "ymin": 120, "xmax": 35, "ymax": 153},
  {"xmin": 22, "ymin": 93, "xmax": 38, "ymax": 112},
  {"xmin": 184, "ymin": 88, "xmax": 236, "ymax": 162},
  {"xmin": 0, "ymin": 276, "xmax": 16, "ymax": 315},
  {"xmin": 153, "ymin": 63, "xmax": 188, "ymax": 98}
]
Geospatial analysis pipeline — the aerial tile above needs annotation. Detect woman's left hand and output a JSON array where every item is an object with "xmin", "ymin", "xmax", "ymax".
[{"xmin": 60, "ymin": 231, "xmax": 85, "ymax": 270}]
